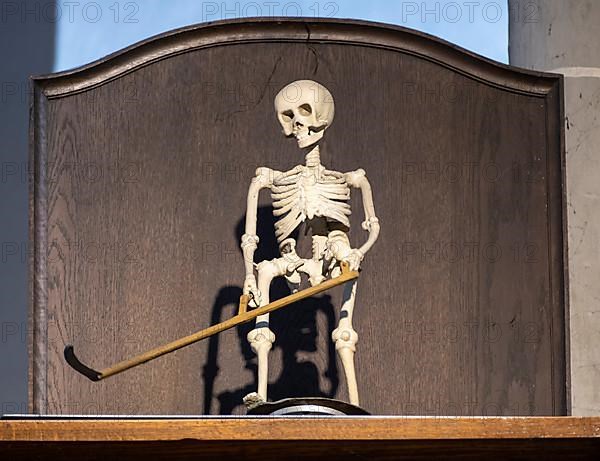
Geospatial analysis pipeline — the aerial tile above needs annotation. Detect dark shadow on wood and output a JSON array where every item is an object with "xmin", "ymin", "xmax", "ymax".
[
  {"xmin": 215, "ymin": 290, "xmax": 339, "ymax": 415},
  {"xmin": 202, "ymin": 206, "xmax": 338, "ymax": 414}
]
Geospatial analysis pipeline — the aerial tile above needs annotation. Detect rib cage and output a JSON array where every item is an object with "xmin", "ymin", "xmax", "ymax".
[{"xmin": 271, "ymin": 166, "xmax": 351, "ymax": 243}]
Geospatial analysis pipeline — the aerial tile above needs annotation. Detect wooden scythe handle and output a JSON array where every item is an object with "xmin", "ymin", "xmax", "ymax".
[{"xmin": 65, "ymin": 262, "xmax": 358, "ymax": 381}]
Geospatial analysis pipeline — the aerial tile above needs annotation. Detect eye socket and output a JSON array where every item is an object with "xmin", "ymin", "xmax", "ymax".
[
  {"xmin": 281, "ymin": 110, "xmax": 293, "ymax": 122},
  {"xmin": 298, "ymin": 104, "xmax": 312, "ymax": 116}
]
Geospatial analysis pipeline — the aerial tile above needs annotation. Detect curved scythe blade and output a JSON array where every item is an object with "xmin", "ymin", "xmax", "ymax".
[{"xmin": 64, "ymin": 345, "xmax": 102, "ymax": 381}]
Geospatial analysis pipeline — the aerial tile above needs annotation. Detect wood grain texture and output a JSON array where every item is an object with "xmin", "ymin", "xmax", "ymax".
[
  {"xmin": 1, "ymin": 418, "xmax": 599, "ymax": 460},
  {"xmin": 29, "ymin": 19, "xmax": 567, "ymax": 416},
  {"xmin": 2, "ymin": 417, "xmax": 599, "ymax": 440}
]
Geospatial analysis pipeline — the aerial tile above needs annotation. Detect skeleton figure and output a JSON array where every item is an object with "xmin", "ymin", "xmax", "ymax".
[{"xmin": 241, "ymin": 80, "xmax": 380, "ymax": 407}]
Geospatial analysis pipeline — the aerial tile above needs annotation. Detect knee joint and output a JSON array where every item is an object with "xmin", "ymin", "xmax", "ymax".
[
  {"xmin": 247, "ymin": 326, "xmax": 275, "ymax": 353},
  {"xmin": 332, "ymin": 326, "xmax": 358, "ymax": 351}
]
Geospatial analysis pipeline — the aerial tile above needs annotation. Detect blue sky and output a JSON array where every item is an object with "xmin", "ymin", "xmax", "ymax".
[{"xmin": 54, "ymin": 0, "xmax": 509, "ymax": 71}]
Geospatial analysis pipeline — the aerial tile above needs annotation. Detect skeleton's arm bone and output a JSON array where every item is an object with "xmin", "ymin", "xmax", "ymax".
[
  {"xmin": 241, "ymin": 167, "xmax": 275, "ymax": 276},
  {"xmin": 346, "ymin": 169, "xmax": 380, "ymax": 255}
]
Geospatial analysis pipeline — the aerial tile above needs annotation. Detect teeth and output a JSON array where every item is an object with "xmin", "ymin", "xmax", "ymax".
[{"xmin": 294, "ymin": 130, "xmax": 311, "ymax": 140}]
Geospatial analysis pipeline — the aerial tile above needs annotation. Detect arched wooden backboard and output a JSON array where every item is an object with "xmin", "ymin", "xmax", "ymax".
[{"xmin": 30, "ymin": 18, "xmax": 567, "ymax": 415}]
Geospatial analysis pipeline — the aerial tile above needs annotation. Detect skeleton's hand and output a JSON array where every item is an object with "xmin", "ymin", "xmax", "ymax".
[
  {"xmin": 343, "ymin": 249, "xmax": 364, "ymax": 272},
  {"xmin": 243, "ymin": 275, "xmax": 262, "ymax": 308}
]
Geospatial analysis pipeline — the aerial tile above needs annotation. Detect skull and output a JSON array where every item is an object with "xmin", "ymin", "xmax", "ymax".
[{"xmin": 274, "ymin": 80, "xmax": 335, "ymax": 149}]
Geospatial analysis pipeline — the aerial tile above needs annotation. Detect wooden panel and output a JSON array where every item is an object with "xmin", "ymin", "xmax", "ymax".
[
  {"xmin": 2, "ymin": 418, "xmax": 599, "ymax": 460},
  {"xmin": 30, "ymin": 19, "xmax": 567, "ymax": 416}
]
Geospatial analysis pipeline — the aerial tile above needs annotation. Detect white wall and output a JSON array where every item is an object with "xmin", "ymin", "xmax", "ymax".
[{"xmin": 509, "ymin": 0, "xmax": 600, "ymax": 416}]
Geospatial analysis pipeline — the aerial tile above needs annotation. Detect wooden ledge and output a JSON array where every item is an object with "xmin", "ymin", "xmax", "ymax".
[
  {"xmin": 1, "ymin": 416, "xmax": 600, "ymax": 441},
  {"xmin": 1, "ymin": 417, "xmax": 599, "ymax": 460}
]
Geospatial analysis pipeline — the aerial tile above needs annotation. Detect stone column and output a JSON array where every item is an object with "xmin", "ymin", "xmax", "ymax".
[{"xmin": 509, "ymin": 0, "xmax": 600, "ymax": 416}]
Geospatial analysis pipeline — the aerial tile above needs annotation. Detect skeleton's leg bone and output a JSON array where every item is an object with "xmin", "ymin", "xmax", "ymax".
[
  {"xmin": 246, "ymin": 260, "xmax": 279, "ymax": 401},
  {"xmin": 326, "ymin": 231, "xmax": 361, "ymax": 405},
  {"xmin": 332, "ymin": 279, "xmax": 360, "ymax": 405}
]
